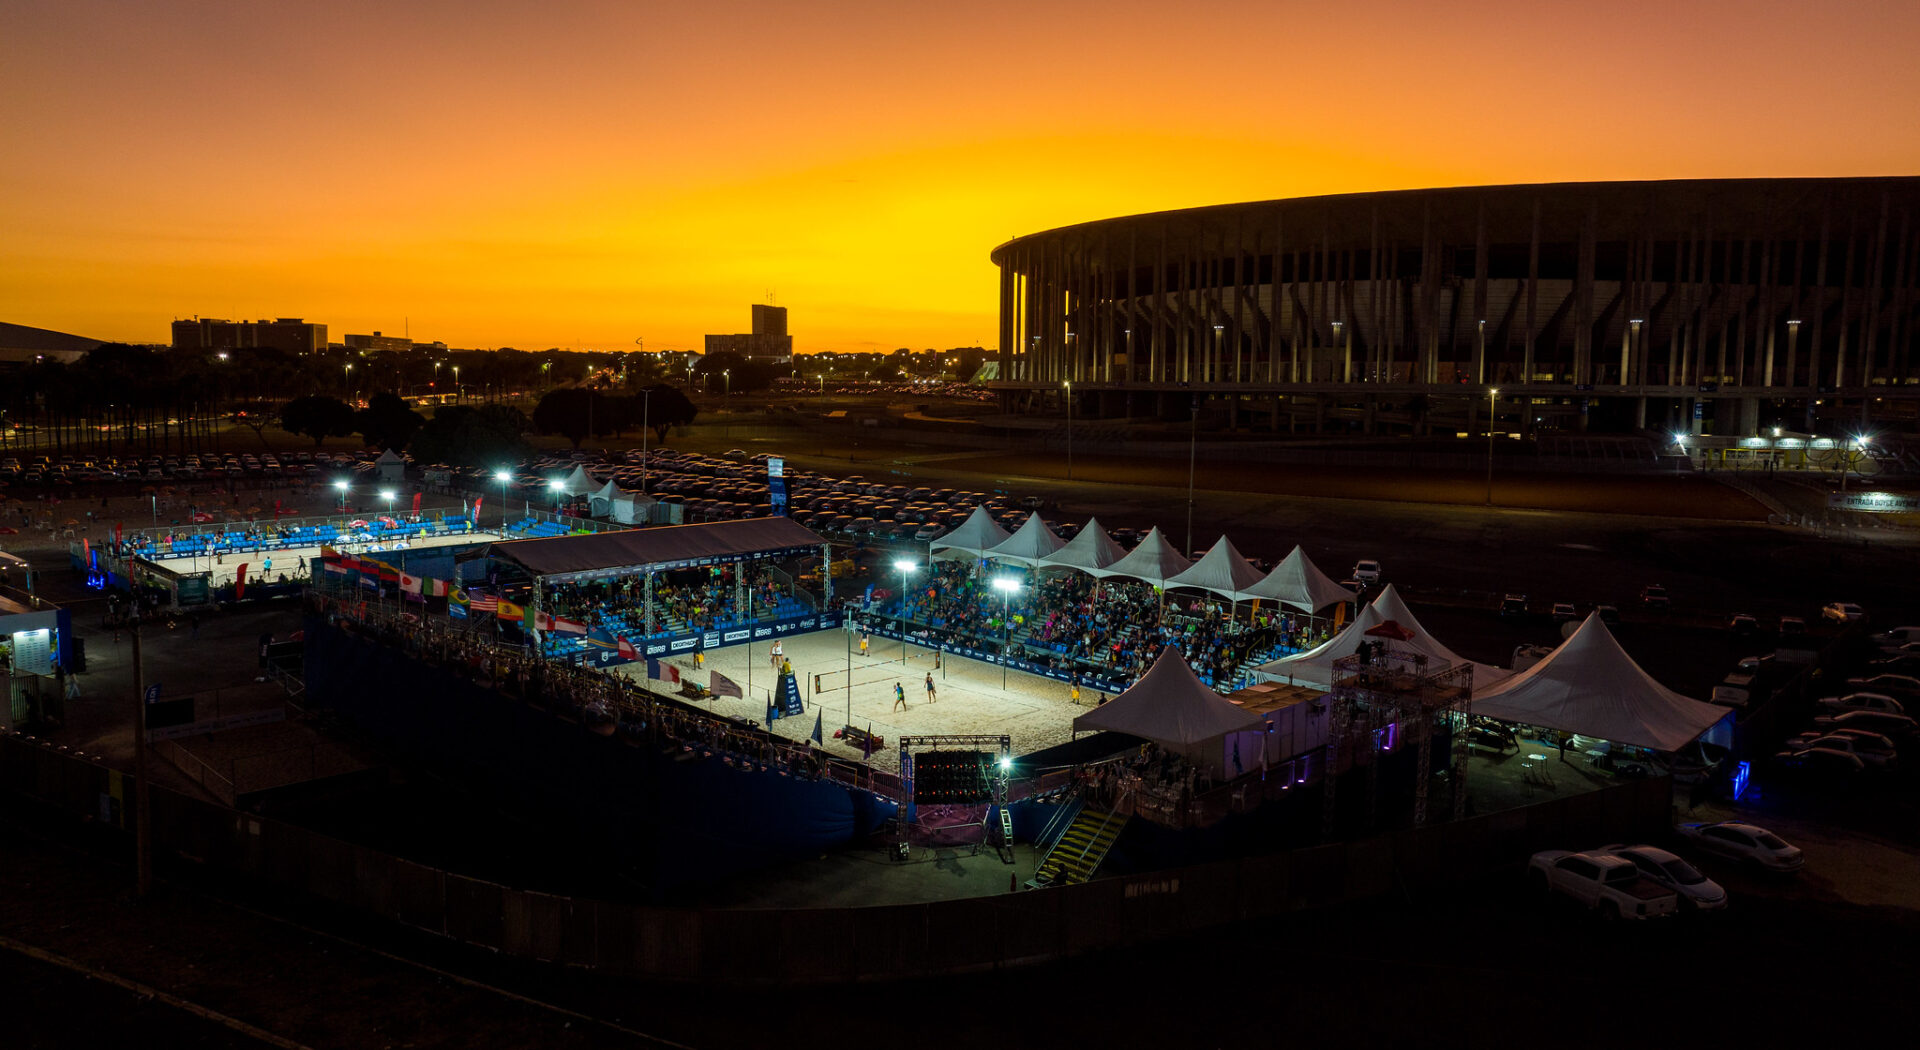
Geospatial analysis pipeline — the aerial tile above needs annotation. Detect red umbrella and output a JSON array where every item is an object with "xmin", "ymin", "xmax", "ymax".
[{"xmin": 1365, "ymin": 619, "xmax": 1417, "ymax": 641}]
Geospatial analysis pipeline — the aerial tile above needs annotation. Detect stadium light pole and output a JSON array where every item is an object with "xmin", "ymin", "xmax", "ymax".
[
  {"xmin": 991, "ymin": 576, "xmax": 1021, "ymax": 689},
  {"xmin": 1485, "ymin": 388, "xmax": 1499, "ymax": 506},
  {"xmin": 1063, "ymin": 379, "xmax": 1073, "ymax": 481},
  {"xmin": 1672, "ymin": 433, "xmax": 1687, "ymax": 476},
  {"xmin": 893, "ymin": 559, "xmax": 916, "ymax": 663},
  {"xmin": 493, "ymin": 470, "xmax": 511, "ymax": 530},
  {"xmin": 548, "ymin": 477, "xmax": 565, "ymax": 513},
  {"xmin": 333, "ymin": 478, "xmax": 349, "ymax": 514},
  {"xmin": 640, "ymin": 385, "xmax": 653, "ymax": 495}
]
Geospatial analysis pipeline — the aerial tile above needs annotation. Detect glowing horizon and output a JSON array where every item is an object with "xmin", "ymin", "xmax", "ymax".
[{"xmin": 5, "ymin": 0, "xmax": 1917, "ymax": 353}]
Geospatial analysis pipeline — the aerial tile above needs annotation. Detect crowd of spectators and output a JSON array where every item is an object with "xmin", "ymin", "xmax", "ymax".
[
  {"xmin": 541, "ymin": 564, "xmax": 805, "ymax": 638},
  {"xmin": 880, "ymin": 561, "xmax": 1336, "ymax": 692}
]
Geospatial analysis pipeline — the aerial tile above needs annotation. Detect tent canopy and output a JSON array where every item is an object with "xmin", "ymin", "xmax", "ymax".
[
  {"xmin": 929, "ymin": 506, "xmax": 1012, "ymax": 560},
  {"xmin": 557, "ymin": 464, "xmax": 599, "ymax": 496},
  {"xmin": 1073, "ymin": 646, "xmax": 1265, "ymax": 746},
  {"xmin": 985, "ymin": 511, "xmax": 1067, "ymax": 566},
  {"xmin": 1165, "ymin": 536, "xmax": 1266, "ymax": 600},
  {"xmin": 1244, "ymin": 545, "xmax": 1354, "ymax": 612},
  {"xmin": 588, "ymin": 480, "xmax": 625, "ymax": 517},
  {"xmin": 1255, "ymin": 584, "xmax": 1513, "ymax": 691},
  {"xmin": 1471, "ymin": 614, "xmax": 1728, "ymax": 753},
  {"xmin": 1038, "ymin": 517, "xmax": 1128, "ymax": 573},
  {"xmin": 1092, "ymin": 526, "xmax": 1192, "ymax": 583}
]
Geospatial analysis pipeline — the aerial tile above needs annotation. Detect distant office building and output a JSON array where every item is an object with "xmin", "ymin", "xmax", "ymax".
[
  {"xmin": 705, "ymin": 305, "xmax": 793, "ymax": 360},
  {"xmin": 345, "ymin": 331, "xmax": 413, "ymax": 352},
  {"xmin": 172, "ymin": 317, "xmax": 326, "ymax": 355}
]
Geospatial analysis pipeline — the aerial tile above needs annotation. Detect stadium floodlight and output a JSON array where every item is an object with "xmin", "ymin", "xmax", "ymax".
[
  {"xmin": 998, "ymin": 755, "xmax": 1013, "ymax": 772},
  {"xmin": 990, "ymin": 577, "xmax": 1022, "ymax": 687},
  {"xmin": 493, "ymin": 469, "xmax": 511, "ymax": 482},
  {"xmin": 893, "ymin": 559, "xmax": 917, "ymax": 574}
]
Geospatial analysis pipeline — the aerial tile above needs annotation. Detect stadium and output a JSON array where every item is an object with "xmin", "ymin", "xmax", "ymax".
[{"xmin": 989, "ymin": 177, "xmax": 1920, "ymax": 437}]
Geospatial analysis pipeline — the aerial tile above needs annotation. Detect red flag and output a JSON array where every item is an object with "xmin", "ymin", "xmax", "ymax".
[
  {"xmin": 114, "ymin": 522, "xmax": 123, "ymax": 547},
  {"xmin": 616, "ymin": 636, "xmax": 639, "ymax": 661},
  {"xmin": 234, "ymin": 562, "xmax": 249, "ymax": 601},
  {"xmin": 411, "ymin": 492, "xmax": 421, "ymax": 515},
  {"xmin": 473, "ymin": 496, "xmax": 483, "ymax": 520}
]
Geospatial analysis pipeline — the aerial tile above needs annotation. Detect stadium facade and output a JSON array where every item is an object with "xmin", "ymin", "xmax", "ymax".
[{"xmin": 990, "ymin": 178, "xmax": 1920, "ymax": 436}]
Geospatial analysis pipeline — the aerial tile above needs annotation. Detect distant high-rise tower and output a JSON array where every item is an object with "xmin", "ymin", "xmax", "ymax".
[{"xmin": 705, "ymin": 304, "xmax": 794, "ymax": 360}]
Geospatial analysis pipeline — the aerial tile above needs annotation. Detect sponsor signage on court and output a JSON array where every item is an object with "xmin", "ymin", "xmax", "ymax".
[
  {"xmin": 579, "ymin": 611, "xmax": 841, "ymax": 668},
  {"xmin": 1828, "ymin": 491, "xmax": 1920, "ymax": 514}
]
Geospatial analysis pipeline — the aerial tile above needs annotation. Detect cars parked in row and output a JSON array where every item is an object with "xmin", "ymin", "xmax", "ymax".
[
  {"xmin": 1528, "ymin": 850, "xmax": 1680, "ymax": 920},
  {"xmin": 1675, "ymin": 821, "xmax": 1804, "ymax": 872},
  {"xmin": 1598, "ymin": 844, "xmax": 1728, "ymax": 911}
]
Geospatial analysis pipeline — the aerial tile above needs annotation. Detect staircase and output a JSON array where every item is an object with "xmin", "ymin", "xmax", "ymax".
[{"xmin": 1026, "ymin": 805, "xmax": 1126, "ymax": 888}]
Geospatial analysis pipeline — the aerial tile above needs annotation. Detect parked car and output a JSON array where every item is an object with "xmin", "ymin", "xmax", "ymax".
[
  {"xmin": 1499, "ymin": 594, "xmax": 1529, "ymax": 618},
  {"xmin": 1527, "ymin": 851, "xmax": 1679, "ymax": 920},
  {"xmin": 1779, "ymin": 616, "xmax": 1808, "ymax": 638},
  {"xmin": 1594, "ymin": 604, "xmax": 1620, "ymax": 625},
  {"xmin": 1869, "ymin": 625, "xmax": 1920, "ymax": 647},
  {"xmin": 1844, "ymin": 674, "xmax": 1920, "ymax": 698},
  {"xmin": 1813, "ymin": 709, "xmax": 1918, "ymax": 741},
  {"xmin": 1816, "ymin": 692, "xmax": 1906, "ymax": 716},
  {"xmin": 1821, "ymin": 602, "xmax": 1866, "ymax": 624},
  {"xmin": 1675, "ymin": 821, "xmax": 1804, "ymax": 872},
  {"xmin": 1770, "ymin": 746, "xmax": 1869, "ymax": 779},
  {"xmin": 1353, "ymin": 559, "xmax": 1382, "ymax": 584},
  {"xmin": 1598, "ymin": 845, "xmax": 1728, "ymax": 911},
  {"xmin": 1784, "ymin": 731, "xmax": 1897, "ymax": 767},
  {"xmin": 1729, "ymin": 613, "xmax": 1759, "ymax": 636},
  {"xmin": 1551, "ymin": 602, "xmax": 1578, "ymax": 623},
  {"xmin": 1641, "ymin": 584, "xmax": 1670, "ymax": 609}
]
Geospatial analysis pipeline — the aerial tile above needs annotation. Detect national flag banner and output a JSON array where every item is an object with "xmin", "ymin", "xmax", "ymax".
[
  {"xmin": 423, "ymin": 577, "xmax": 450, "ymax": 597},
  {"xmin": 646, "ymin": 658, "xmax": 680, "ymax": 684},
  {"xmin": 810, "ymin": 710, "xmax": 824, "ymax": 746},
  {"xmin": 472, "ymin": 496, "xmax": 483, "ymax": 521},
  {"xmin": 371, "ymin": 559, "xmax": 400, "ymax": 583},
  {"xmin": 449, "ymin": 597, "xmax": 469, "ymax": 619},
  {"xmin": 400, "ymin": 572, "xmax": 423, "ymax": 595},
  {"xmin": 467, "ymin": 591, "xmax": 499, "ymax": 613},
  {"xmin": 533, "ymin": 611, "xmax": 557, "ymax": 632},
  {"xmin": 586, "ymin": 626, "xmax": 619, "ymax": 650},
  {"xmin": 767, "ymin": 701, "xmax": 779, "ymax": 724},
  {"xmin": 616, "ymin": 636, "xmax": 639, "ymax": 661},
  {"xmin": 552, "ymin": 616, "xmax": 588, "ymax": 635},
  {"xmin": 411, "ymin": 492, "xmax": 422, "ymax": 515},
  {"xmin": 321, "ymin": 546, "xmax": 354, "ymax": 575},
  {"xmin": 496, "ymin": 600, "xmax": 525, "ymax": 622},
  {"xmin": 710, "ymin": 671, "xmax": 742, "ymax": 698},
  {"xmin": 234, "ymin": 562, "xmax": 249, "ymax": 601}
]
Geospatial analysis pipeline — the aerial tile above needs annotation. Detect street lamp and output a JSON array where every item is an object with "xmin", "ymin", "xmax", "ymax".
[
  {"xmin": 333, "ymin": 478, "xmax": 350, "ymax": 514},
  {"xmin": 343, "ymin": 362, "xmax": 353, "ymax": 394},
  {"xmin": 639, "ymin": 386, "xmax": 653, "ymax": 495},
  {"xmin": 379, "ymin": 489, "xmax": 395, "ymax": 519},
  {"xmin": 1486, "ymin": 388, "xmax": 1500, "ymax": 505},
  {"xmin": 451, "ymin": 365, "xmax": 460, "ymax": 400},
  {"xmin": 548, "ymin": 477, "xmax": 565, "ymax": 512},
  {"xmin": 892, "ymin": 559, "xmax": 917, "ymax": 662},
  {"xmin": 493, "ymin": 469, "xmax": 511, "ymax": 530},
  {"xmin": 1672, "ymin": 432, "xmax": 1687, "ymax": 476},
  {"xmin": 991, "ymin": 577, "xmax": 1021, "ymax": 689},
  {"xmin": 1063, "ymin": 379, "xmax": 1073, "ymax": 481},
  {"xmin": 1842, "ymin": 434, "xmax": 1871, "ymax": 493}
]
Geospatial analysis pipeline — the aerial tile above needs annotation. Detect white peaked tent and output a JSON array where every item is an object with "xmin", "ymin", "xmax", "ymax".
[
  {"xmin": 985, "ymin": 512, "xmax": 1068, "ymax": 566},
  {"xmin": 588, "ymin": 480, "xmax": 625, "ymax": 517},
  {"xmin": 1093, "ymin": 526, "xmax": 1192, "ymax": 584},
  {"xmin": 1038, "ymin": 517, "xmax": 1128, "ymax": 573},
  {"xmin": 1471, "ymin": 614, "xmax": 1729, "ymax": 753},
  {"xmin": 558, "ymin": 464, "xmax": 599, "ymax": 496},
  {"xmin": 1255, "ymin": 585, "xmax": 1514, "ymax": 691},
  {"xmin": 1073, "ymin": 647, "xmax": 1266, "ymax": 768},
  {"xmin": 1245, "ymin": 545, "xmax": 1354, "ymax": 612},
  {"xmin": 929, "ymin": 506, "xmax": 1012, "ymax": 560},
  {"xmin": 1165, "ymin": 535, "xmax": 1267, "ymax": 601},
  {"xmin": 611, "ymin": 491, "xmax": 657, "ymax": 525}
]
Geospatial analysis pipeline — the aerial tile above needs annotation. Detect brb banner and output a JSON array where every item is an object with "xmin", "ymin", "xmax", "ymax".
[{"xmin": 571, "ymin": 609, "xmax": 844, "ymax": 669}]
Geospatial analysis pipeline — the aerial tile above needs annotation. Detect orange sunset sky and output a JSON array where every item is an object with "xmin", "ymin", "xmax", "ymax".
[{"xmin": 4, "ymin": 0, "xmax": 1917, "ymax": 354}]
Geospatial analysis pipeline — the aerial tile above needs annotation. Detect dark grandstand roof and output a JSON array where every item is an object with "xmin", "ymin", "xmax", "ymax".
[
  {"xmin": 487, "ymin": 517, "xmax": 826, "ymax": 580},
  {"xmin": 989, "ymin": 177, "xmax": 1920, "ymax": 265}
]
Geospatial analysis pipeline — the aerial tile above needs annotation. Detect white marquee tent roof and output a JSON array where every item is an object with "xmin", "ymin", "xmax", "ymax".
[
  {"xmin": 1092, "ymin": 526, "xmax": 1193, "ymax": 583},
  {"xmin": 1255, "ymin": 584, "xmax": 1514, "ymax": 691},
  {"xmin": 1244, "ymin": 545, "xmax": 1354, "ymax": 612},
  {"xmin": 985, "ymin": 512, "xmax": 1068, "ymax": 567},
  {"xmin": 1470, "ymin": 614, "xmax": 1729, "ymax": 753},
  {"xmin": 1165, "ymin": 536, "xmax": 1267, "ymax": 600},
  {"xmin": 1038, "ymin": 517, "xmax": 1129, "ymax": 573},
  {"xmin": 558, "ymin": 464, "xmax": 599, "ymax": 496},
  {"xmin": 1073, "ymin": 646, "xmax": 1266, "ymax": 747},
  {"xmin": 929, "ymin": 506, "xmax": 1012, "ymax": 560}
]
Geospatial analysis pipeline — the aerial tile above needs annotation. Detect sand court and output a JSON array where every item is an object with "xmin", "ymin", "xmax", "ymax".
[{"xmin": 614, "ymin": 624, "xmax": 1106, "ymax": 773}]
